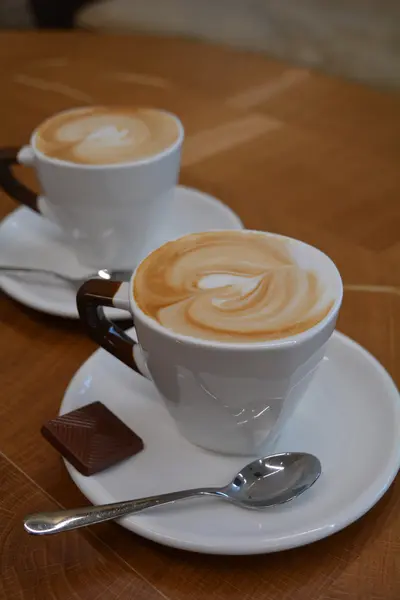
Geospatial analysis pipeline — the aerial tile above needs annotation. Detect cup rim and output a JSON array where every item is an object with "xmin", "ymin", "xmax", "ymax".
[
  {"xmin": 129, "ymin": 230, "xmax": 343, "ymax": 351},
  {"xmin": 30, "ymin": 107, "xmax": 184, "ymax": 169}
]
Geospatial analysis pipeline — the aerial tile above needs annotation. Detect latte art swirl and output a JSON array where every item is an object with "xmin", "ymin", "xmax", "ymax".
[
  {"xmin": 134, "ymin": 232, "xmax": 334, "ymax": 342},
  {"xmin": 35, "ymin": 107, "xmax": 180, "ymax": 165}
]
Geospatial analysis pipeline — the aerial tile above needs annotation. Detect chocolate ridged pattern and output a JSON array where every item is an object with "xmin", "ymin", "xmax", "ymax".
[{"xmin": 41, "ymin": 402, "xmax": 144, "ymax": 476}]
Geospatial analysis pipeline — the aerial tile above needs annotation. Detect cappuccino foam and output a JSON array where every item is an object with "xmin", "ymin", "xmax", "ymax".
[
  {"xmin": 133, "ymin": 231, "xmax": 335, "ymax": 343},
  {"xmin": 35, "ymin": 107, "xmax": 180, "ymax": 165}
]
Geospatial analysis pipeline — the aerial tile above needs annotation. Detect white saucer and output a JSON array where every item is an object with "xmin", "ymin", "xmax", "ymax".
[
  {"xmin": 0, "ymin": 186, "xmax": 243, "ymax": 319},
  {"xmin": 60, "ymin": 330, "xmax": 400, "ymax": 555}
]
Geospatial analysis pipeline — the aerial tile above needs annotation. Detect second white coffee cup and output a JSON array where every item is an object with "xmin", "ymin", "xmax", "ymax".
[{"xmin": 0, "ymin": 107, "xmax": 184, "ymax": 269}]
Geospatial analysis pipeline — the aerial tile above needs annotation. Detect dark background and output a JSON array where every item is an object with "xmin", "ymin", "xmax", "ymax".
[{"xmin": 31, "ymin": 0, "xmax": 94, "ymax": 28}]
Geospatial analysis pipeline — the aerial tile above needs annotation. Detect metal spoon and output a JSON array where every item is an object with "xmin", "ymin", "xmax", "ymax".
[
  {"xmin": 23, "ymin": 452, "xmax": 321, "ymax": 535},
  {"xmin": 0, "ymin": 266, "xmax": 132, "ymax": 285}
]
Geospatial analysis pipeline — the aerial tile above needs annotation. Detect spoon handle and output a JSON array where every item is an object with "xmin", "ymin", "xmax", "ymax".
[
  {"xmin": 23, "ymin": 487, "xmax": 220, "ymax": 535},
  {"xmin": 0, "ymin": 266, "xmax": 132, "ymax": 284},
  {"xmin": 0, "ymin": 265, "xmax": 93, "ymax": 283}
]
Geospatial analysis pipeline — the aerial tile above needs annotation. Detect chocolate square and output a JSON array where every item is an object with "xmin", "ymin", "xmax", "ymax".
[{"xmin": 41, "ymin": 401, "xmax": 144, "ymax": 476}]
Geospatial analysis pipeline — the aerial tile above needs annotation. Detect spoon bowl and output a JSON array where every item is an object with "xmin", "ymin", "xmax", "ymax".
[
  {"xmin": 24, "ymin": 452, "xmax": 321, "ymax": 535},
  {"xmin": 223, "ymin": 453, "xmax": 321, "ymax": 509}
]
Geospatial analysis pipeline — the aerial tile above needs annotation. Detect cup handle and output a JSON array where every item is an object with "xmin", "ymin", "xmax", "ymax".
[
  {"xmin": 77, "ymin": 279, "xmax": 149, "ymax": 378},
  {"xmin": 0, "ymin": 146, "xmax": 39, "ymax": 212}
]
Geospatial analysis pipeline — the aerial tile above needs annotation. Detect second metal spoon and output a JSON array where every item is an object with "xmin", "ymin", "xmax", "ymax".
[
  {"xmin": 23, "ymin": 452, "xmax": 321, "ymax": 535},
  {"xmin": 0, "ymin": 266, "xmax": 132, "ymax": 285}
]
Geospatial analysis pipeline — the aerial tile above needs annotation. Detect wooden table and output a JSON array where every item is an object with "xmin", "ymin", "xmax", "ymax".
[{"xmin": 0, "ymin": 32, "xmax": 399, "ymax": 600}]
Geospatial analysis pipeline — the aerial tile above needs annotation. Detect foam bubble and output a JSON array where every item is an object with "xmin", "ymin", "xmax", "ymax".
[
  {"xmin": 199, "ymin": 273, "xmax": 264, "ymax": 308},
  {"xmin": 86, "ymin": 125, "xmax": 130, "ymax": 144}
]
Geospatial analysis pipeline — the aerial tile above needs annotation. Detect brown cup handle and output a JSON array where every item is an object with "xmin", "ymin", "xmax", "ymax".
[
  {"xmin": 0, "ymin": 147, "xmax": 39, "ymax": 212},
  {"xmin": 77, "ymin": 279, "xmax": 142, "ymax": 375}
]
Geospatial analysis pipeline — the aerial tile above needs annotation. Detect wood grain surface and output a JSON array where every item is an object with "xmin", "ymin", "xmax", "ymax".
[{"xmin": 0, "ymin": 32, "xmax": 399, "ymax": 600}]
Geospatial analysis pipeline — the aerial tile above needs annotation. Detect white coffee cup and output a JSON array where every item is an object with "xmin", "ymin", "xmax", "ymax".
[
  {"xmin": 0, "ymin": 109, "xmax": 184, "ymax": 269},
  {"xmin": 77, "ymin": 230, "xmax": 343, "ymax": 455}
]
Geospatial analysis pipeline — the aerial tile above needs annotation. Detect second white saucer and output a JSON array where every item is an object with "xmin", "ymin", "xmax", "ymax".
[{"xmin": 0, "ymin": 186, "xmax": 243, "ymax": 318}]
